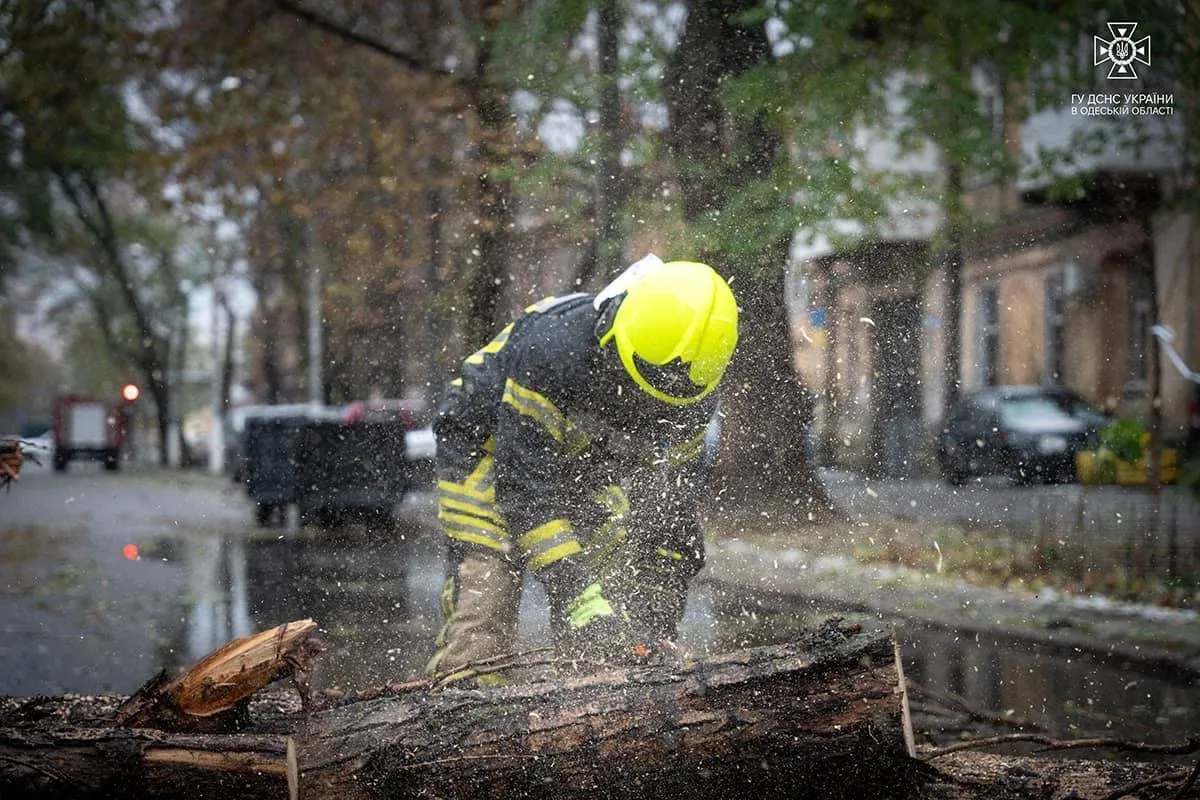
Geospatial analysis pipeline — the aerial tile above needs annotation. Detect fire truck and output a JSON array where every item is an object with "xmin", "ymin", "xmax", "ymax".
[{"xmin": 52, "ymin": 394, "xmax": 126, "ymax": 472}]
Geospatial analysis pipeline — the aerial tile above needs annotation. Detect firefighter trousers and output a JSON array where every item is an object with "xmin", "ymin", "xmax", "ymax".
[{"xmin": 425, "ymin": 545, "xmax": 523, "ymax": 678}]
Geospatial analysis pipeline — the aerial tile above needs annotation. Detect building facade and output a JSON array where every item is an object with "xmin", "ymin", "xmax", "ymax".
[{"xmin": 792, "ymin": 191, "xmax": 1198, "ymax": 476}]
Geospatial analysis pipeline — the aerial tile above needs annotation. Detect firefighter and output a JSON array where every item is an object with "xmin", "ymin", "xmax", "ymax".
[{"xmin": 425, "ymin": 256, "xmax": 739, "ymax": 676}]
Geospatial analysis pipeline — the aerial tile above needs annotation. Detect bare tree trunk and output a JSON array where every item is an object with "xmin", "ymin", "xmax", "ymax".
[
  {"xmin": 219, "ymin": 292, "xmax": 236, "ymax": 417},
  {"xmin": 713, "ymin": 262, "xmax": 836, "ymax": 520},
  {"xmin": 663, "ymin": 0, "xmax": 838, "ymax": 522},
  {"xmin": 148, "ymin": 379, "xmax": 171, "ymax": 468},
  {"xmin": 943, "ymin": 162, "xmax": 964, "ymax": 408},
  {"xmin": 461, "ymin": 4, "xmax": 518, "ymax": 349},
  {"xmin": 588, "ymin": 0, "xmax": 627, "ymax": 287},
  {"xmin": 55, "ymin": 170, "xmax": 179, "ymax": 466},
  {"xmin": 818, "ymin": 266, "xmax": 841, "ymax": 467}
]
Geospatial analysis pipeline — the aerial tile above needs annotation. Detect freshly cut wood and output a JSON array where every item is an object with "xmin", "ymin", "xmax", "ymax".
[
  {"xmin": 110, "ymin": 618, "xmax": 320, "ymax": 731},
  {"xmin": 0, "ymin": 621, "xmax": 919, "ymax": 800},
  {"xmin": 172, "ymin": 618, "xmax": 319, "ymax": 716}
]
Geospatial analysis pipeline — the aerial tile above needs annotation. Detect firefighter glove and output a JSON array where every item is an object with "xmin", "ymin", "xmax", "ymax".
[{"xmin": 567, "ymin": 581, "xmax": 615, "ymax": 630}]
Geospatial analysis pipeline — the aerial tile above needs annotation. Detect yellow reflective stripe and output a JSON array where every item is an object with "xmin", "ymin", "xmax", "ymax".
[
  {"xmin": 465, "ymin": 324, "xmax": 513, "ymax": 365},
  {"xmin": 667, "ymin": 429, "xmax": 707, "ymax": 469},
  {"xmin": 441, "ymin": 510, "xmax": 505, "ymax": 535},
  {"xmin": 528, "ymin": 540, "xmax": 583, "ymax": 571},
  {"xmin": 503, "ymin": 379, "xmax": 569, "ymax": 443},
  {"xmin": 564, "ymin": 430, "xmax": 593, "ymax": 457},
  {"xmin": 592, "ymin": 515, "xmax": 620, "ymax": 540},
  {"xmin": 525, "ymin": 296, "xmax": 563, "ymax": 313},
  {"xmin": 583, "ymin": 484, "xmax": 627, "ymax": 568},
  {"xmin": 503, "ymin": 379, "xmax": 565, "ymax": 442},
  {"xmin": 519, "ymin": 519, "xmax": 581, "ymax": 571},
  {"xmin": 440, "ymin": 506, "xmax": 507, "ymax": 538},
  {"xmin": 437, "ymin": 450, "xmax": 507, "ymax": 553},
  {"xmin": 590, "ymin": 523, "xmax": 627, "ymax": 568},
  {"xmin": 446, "ymin": 528, "xmax": 507, "ymax": 552},
  {"xmin": 436, "ymin": 452, "xmax": 496, "ymax": 503},
  {"xmin": 517, "ymin": 518, "xmax": 572, "ymax": 549},
  {"xmin": 438, "ymin": 479, "xmax": 492, "ymax": 504},
  {"xmin": 439, "ymin": 495, "xmax": 503, "ymax": 525},
  {"xmin": 464, "ymin": 452, "xmax": 497, "ymax": 495}
]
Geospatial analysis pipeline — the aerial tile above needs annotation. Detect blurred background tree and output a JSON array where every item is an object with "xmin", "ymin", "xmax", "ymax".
[{"xmin": 0, "ymin": 0, "xmax": 203, "ymax": 463}]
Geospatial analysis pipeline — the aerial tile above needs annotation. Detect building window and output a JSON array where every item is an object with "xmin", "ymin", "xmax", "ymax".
[
  {"xmin": 1127, "ymin": 268, "xmax": 1152, "ymax": 387},
  {"xmin": 1044, "ymin": 270, "xmax": 1065, "ymax": 384},
  {"xmin": 976, "ymin": 285, "xmax": 1000, "ymax": 387}
]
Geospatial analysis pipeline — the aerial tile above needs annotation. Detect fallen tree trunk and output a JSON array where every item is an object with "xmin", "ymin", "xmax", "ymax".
[
  {"xmin": 7, "ymin": 620, "xmax": 1192, "ymax": 800},
  {"xmin": 299, "ymin": 629, "xmax": 916, "ymax": 799},
  {"xmin": 0, "ymin": 621, "xmax": 918, "ymax": 799}
]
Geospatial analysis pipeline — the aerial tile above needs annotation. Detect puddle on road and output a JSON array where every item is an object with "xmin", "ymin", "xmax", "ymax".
[
  {"xmin": 161, "ymin": 516, "xmax": 451, "ymax": 692},
  {"xmin": 154, "ymin": 523, "xmax": 1200, "ymax": 744},
  {"xmin": 700, "ymin": 586, "xmax": 1200, "ymax": 744}
]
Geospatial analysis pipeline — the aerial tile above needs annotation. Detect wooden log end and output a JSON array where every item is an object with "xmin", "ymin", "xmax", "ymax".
[
  {"xmin": 111, "ymin": 619, "xmax": 321, "ymax": 731},
  {"xmin": 171, "ymin": 619, "xmax": 320, "ymax": 716}
]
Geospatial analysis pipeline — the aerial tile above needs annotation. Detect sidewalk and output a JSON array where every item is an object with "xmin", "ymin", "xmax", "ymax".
[
  {"xmin": 815, "ymin": 467, "xmax": 1200, "ymax": 582},
  {"xmin": 703, "ymin": 536, "xmax": 1200, "ymax": 680}
]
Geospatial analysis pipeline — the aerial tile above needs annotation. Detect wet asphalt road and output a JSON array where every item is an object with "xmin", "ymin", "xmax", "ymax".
[
  {"xmin": 0, "ymin": 463, "xmax": 455, "ymax": 697},
  {"xmin": 0, "ymin": 463, "xmax": 723, "ymax": 697}
]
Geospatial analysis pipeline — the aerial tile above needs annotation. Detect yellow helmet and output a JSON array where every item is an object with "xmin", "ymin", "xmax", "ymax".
[{"xmin": 598, "ymin": 261, "xmax": 738, "ymax": 405}]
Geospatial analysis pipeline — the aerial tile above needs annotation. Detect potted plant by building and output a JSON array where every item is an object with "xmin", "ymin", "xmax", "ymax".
[{"xmin": 1077, "ymin": 418, "xmax": 1178, "ymax": 486}]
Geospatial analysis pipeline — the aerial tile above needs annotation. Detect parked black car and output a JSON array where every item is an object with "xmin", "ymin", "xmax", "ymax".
[{"xmin": 937, "ymin": 385, "xmax": 1110, "ymax": 485}]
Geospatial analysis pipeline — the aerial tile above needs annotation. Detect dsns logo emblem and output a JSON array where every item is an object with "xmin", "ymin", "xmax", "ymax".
[{"xmin": 1094, "ymin": 22, "xmax": 1150, "ymax": 80}]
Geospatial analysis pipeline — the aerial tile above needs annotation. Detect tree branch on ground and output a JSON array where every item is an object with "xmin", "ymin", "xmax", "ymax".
[{"xmin": 922, "ymin": 732, "xmax": 1200, "ymax": 761}]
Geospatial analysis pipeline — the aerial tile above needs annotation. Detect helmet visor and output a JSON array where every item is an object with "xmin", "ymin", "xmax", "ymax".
[{"xmin": 631, "ymin": 354, "xmax": 708, "ymax": 401}]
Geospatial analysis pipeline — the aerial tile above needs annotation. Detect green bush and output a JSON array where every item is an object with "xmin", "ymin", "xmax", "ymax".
[{"xmin": 1098, "ymin": 418, "xmax": 1146, "ymax": 464}]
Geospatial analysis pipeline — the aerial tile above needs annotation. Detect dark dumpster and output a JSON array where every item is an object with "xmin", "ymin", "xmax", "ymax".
[
  {"xmin": 243, "ymin": 414, "xmax": 310, "ymax": 526},
  {"xmin": 296, "ymin": 419, "xmax": 411, "ymax": 526}
]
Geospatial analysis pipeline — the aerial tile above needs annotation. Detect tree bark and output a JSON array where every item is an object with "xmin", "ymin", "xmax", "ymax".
[
  {"xmin": 461, "ymin": 2, "xmax": 520, "ymax": 351},
  {"xmin": 589, "ymin": 0, "xmax": 628, "ymax": 286},
  {"xmin": 942, "ymin": 162, "xmax": 964, "ymax": 409},
  {"xmin": 0, "ymin": 624, "xmax": 919, "ymax": 800}
]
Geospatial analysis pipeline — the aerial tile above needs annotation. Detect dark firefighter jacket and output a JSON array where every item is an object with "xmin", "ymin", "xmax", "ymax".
[{"xmin": 434, "ymin": 293, "xmax": 718, "ymax": 610}]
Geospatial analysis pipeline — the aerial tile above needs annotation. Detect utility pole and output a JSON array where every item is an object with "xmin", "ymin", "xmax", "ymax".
[
  {"xmin": 166, "ymin": 327, "xmax": 181, "ymax": 468},
  {"xmin": 208, "ymin": 282, "xmax": 225, "ymax": 475},
  {"xmin": 306, "ymin": 221, "xmax": 323, "ymax": 407},
  {"xmin": 307, "ymin": 264, "xmax": 322, "ymax": 406}
]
